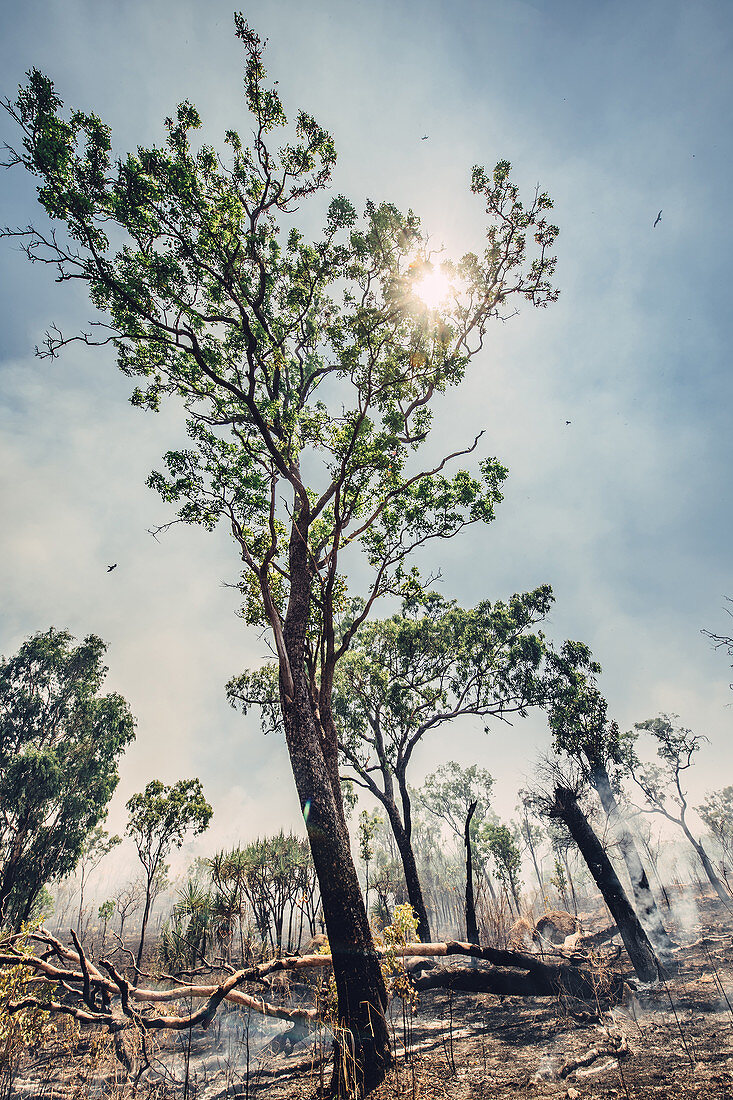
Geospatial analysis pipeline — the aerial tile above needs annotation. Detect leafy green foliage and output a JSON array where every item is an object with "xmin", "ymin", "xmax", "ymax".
[
  {"xmin": 0, "ymin": 629, "xmax": 135, "ymax": 930},
  {"xmin": 126, "ymin": 778, "xmax": 212, "ymax": 966},
  {"xmin": 478, "ymin": 821, "xmax": 522, "ymax": 905},
  {"xmin": 544, "ymin": 640, "xmax": 635, "ymax": 784},
  {"xmin": 335, "ymin": 586, "xmax": 553, "ymax": 784},
  {"xmin": 2, "ymin": 19, "xmax": 559, "ymax": 709},
  {"xmin": 126, "ymin": 779, "xmax": 213, "ymax": 877},
  {"xmin": 420, "ymin": 762, "xmax": 495, "ymax": 841},
  {"xmin": 0, "ymin": 920, "xmax": 58, "ymax": 1074}
]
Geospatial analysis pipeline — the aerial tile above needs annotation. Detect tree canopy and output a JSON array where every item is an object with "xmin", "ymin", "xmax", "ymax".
[{"xmin": 0, "ymin": 628, "xmax": 135, "ymax": 929}]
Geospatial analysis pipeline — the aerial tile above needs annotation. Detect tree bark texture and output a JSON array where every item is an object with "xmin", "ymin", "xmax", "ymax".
[
  {"xmin": 281, "ymin": 673, "xmax": 391, "ymax": 1092},
  {"xmin": 552, "ymin": 786, "xmax": 661, "ymax": 983},
  {"xmin": 278, "ymin": 509, "xmax": 392, "ymax": 1093}
]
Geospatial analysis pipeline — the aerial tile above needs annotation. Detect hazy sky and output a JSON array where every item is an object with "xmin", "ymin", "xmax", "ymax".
[{"xmin": 1, "ymin": 0, "xmax": 731, "ymax": 872}]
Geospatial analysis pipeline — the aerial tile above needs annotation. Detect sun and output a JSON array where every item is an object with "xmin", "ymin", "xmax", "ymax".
[{"xmin": 412, "ymin": 264, "xmax": 454, "ymax": 309}]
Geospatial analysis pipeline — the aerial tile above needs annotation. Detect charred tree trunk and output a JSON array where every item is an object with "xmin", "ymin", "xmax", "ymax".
[
  {"xmin": 551, "ymin": 786, "xmax": 661, "ymax": 983},
  {"xmin": 136, "ymin": 879, "xmax": 154, "ymax": 972},
  {"xmin": 591, "ymin": 766, "xmax": 675, "ymax": 957},
  {"xmin": 281, "ymin": 682, "xmax": 390, "ymax": 1090},
  {"xmin": 464, "ymin": 801, "xmax": 479, "ymax": 944},
  {"xmin": 413, "ymin": 959, "xmax": 624, "ymax": 1005},
  {"xmin": 277, "ymin": 507, "xmax": 392, "ymax": 1094},
  {"xmin": 383, "ymin": 800, "xmax": 432, "ymax": 942}
]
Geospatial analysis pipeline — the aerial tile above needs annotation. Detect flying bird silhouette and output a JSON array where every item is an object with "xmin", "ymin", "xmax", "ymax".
[
  {"xmin": 106, "ymin": 564, "xmax": 117, "ymax": 572},
  {"xmin": 421, "ymin": 135, "xmax": 429, "ymax": 140},
  {"xmin": 565, "ymin": 421, "xmax": 571, "ymax": 426},
  {"xmin": 653, "ymin": 210, "xmax": 662, "ymax": 227}
]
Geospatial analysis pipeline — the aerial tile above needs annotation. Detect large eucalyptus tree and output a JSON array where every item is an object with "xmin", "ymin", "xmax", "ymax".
[{"xmin": 2, "ymin": 17, "xmax": 558, "ymax": 1089}]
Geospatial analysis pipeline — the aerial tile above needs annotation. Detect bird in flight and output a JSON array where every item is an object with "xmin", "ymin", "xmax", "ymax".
[
  {"xmin": 565, "ymin": 420, "xmax": 571, "ymax": 426},
  {"xmin": 421, "ymin": 135, "xmax": 429, "ymax": 140},
  {"xmin": 106, "ymin": 564, "xmax": 118, "ymax": 572},
  {"xmin": 653, "ymin": 210, "xmax": 662, "ymax": 227}
]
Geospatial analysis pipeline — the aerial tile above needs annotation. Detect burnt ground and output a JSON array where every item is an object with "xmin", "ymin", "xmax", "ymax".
[{"xmin": 7, "ymin": 895, "xmax": 733, "ymax": 1099}]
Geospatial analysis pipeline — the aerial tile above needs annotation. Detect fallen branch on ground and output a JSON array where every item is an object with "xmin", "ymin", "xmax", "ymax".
[
  {"xmin": 0, "ymin": 928, "xmax": 625, "ymax": 1049},
  {"xmin": 560, "ymin": 1030, "xmax": 630, "ymax": 1077}
]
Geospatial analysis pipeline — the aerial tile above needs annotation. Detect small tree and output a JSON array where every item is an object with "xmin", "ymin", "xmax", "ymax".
[
  {"xmin": 479, "ymin": 821, "xmax": 522, "ymax": 914},
  {"xmin": 517, "ymin": 789, "xmax": 547, "ymax": 901},
  {"xmin": 358, "ymin": 810, "xmax": 381, "ymax": 918},
  {"xmin": 113, "ymin": 880, "xmax": 142, "ymax": 946},
  {"xmin": 75, "ymin": 826, "xmax": 121, "ymax": 935},
  {"xmin": 0, "ymin": 629, "xmax": 135, "ymax": 929},
  {"xmin": 126, "ymin": 779, "xmax": 213, "ymax": 970},
  {"xmin": 698, "ymin": 786, "xmax": 733, "ymax": 885},
  {"xmin": 98, "ymin": 898, "xmax": 114, "ymax": 955},
  {"xmin": 632, "ymin": 716, "xmax": 730, "ymax": 904}
]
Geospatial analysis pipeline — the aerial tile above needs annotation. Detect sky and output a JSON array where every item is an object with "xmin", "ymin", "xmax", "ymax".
[{"xmin": 1, "ymin": 0, "xmax": 732, "ymax": 880}]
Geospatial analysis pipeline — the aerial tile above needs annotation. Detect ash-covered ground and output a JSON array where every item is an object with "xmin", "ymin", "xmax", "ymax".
[{"xmin": 8, "ymin": 892, "xmax": 733, "ymax": 1100}]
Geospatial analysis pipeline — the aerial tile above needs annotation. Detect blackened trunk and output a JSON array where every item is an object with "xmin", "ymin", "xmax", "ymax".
[
  {"xmin": 553, "ymin": 786, "xmax": 661, "ymax": 983},
  {"xmin": 383, "ymin": 800, "xmax": 432, "ymax": 942},
  {"xmin": 464, "ymin": 801, "xmax": 479, "ymax": 944},
  {"xmin": 136, "ymin": 882, "xmax": 153, "ymax": 971},
  {"xmin": 591, "ymin": 766, "xmax": 675, "ymax": 956},
  {"xmin": 281, "ymin": 684, "xmax": 391, "ymax": 1093}
]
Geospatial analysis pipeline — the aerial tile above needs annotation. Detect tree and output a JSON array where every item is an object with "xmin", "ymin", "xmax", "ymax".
[
  {"xmin": 2, "ymin": 18, "xmax": 558, "ymax": 1089},
  {"xmin": 517, "ymin": 789, "xmax": 547, "ymax": 901},
  {"xmin": 75, "ymin": 825, "xmax": 121, "ymax": 935},
  {"xmin": 545, "ymin": 644, "xmax": 675, "ymax": 955},
  {"xmin": 420, "ymin": 762, "xmax": 495, "ymax": 943},
  {"xmin": 0, "ymin": 628, "xmax": 135, "ymax": 929},
  {"xmin": 126, "ymin": 779, "xmax": 213, "ymax": 969},
  {"xmin": 697, "ymin": 786, "xmax": 733, "ymax": 885},
  {"xmin": 632, "ymin": 715, "xmax": 730, "ymax": 904},
  {"xmin": 479, "ymin": 821, "xmax": 522, "ymax": 914},
  {"xmin": 98, "ymin": 898, "xmax": 115, "ymax": 955},
  {"xmin": 232, "ymin": 586, "xmax": 552, "ymax": 943},
  {"xmin": 358, "ymin": 810, "xmax": 381, "ymax": 918}
]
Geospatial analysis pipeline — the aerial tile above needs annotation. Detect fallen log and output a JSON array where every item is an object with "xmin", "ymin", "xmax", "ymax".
[{"xmin": 413, "ymin": 961, "xmax": 624, "ymax": 1005}]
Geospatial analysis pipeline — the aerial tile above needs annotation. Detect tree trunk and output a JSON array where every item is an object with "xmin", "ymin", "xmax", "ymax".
[
  {"xmin": 464, "ymin": 801, "xmax": 479, "ymax": 944},
  {"xmin": 552, "ymin": 786, "xmax": 661, "ymax": 983},
  {"xmin": 136, "ymin": 883, "xmax": 153, "ymax": 972},
  {"xmin": 591, "ymin": 765, "xmax": 675, "ymax": 957},
  {"xmin": 281, "ymin": 682, "xmax": 391, "ymax": 1093},
  {"xmin": 383, "ymin": 800, "xmax": 432, "ymax": 942},
  {"xmin": 681, "ymin": 820, "xmax": 731, "ymax": 904}
]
